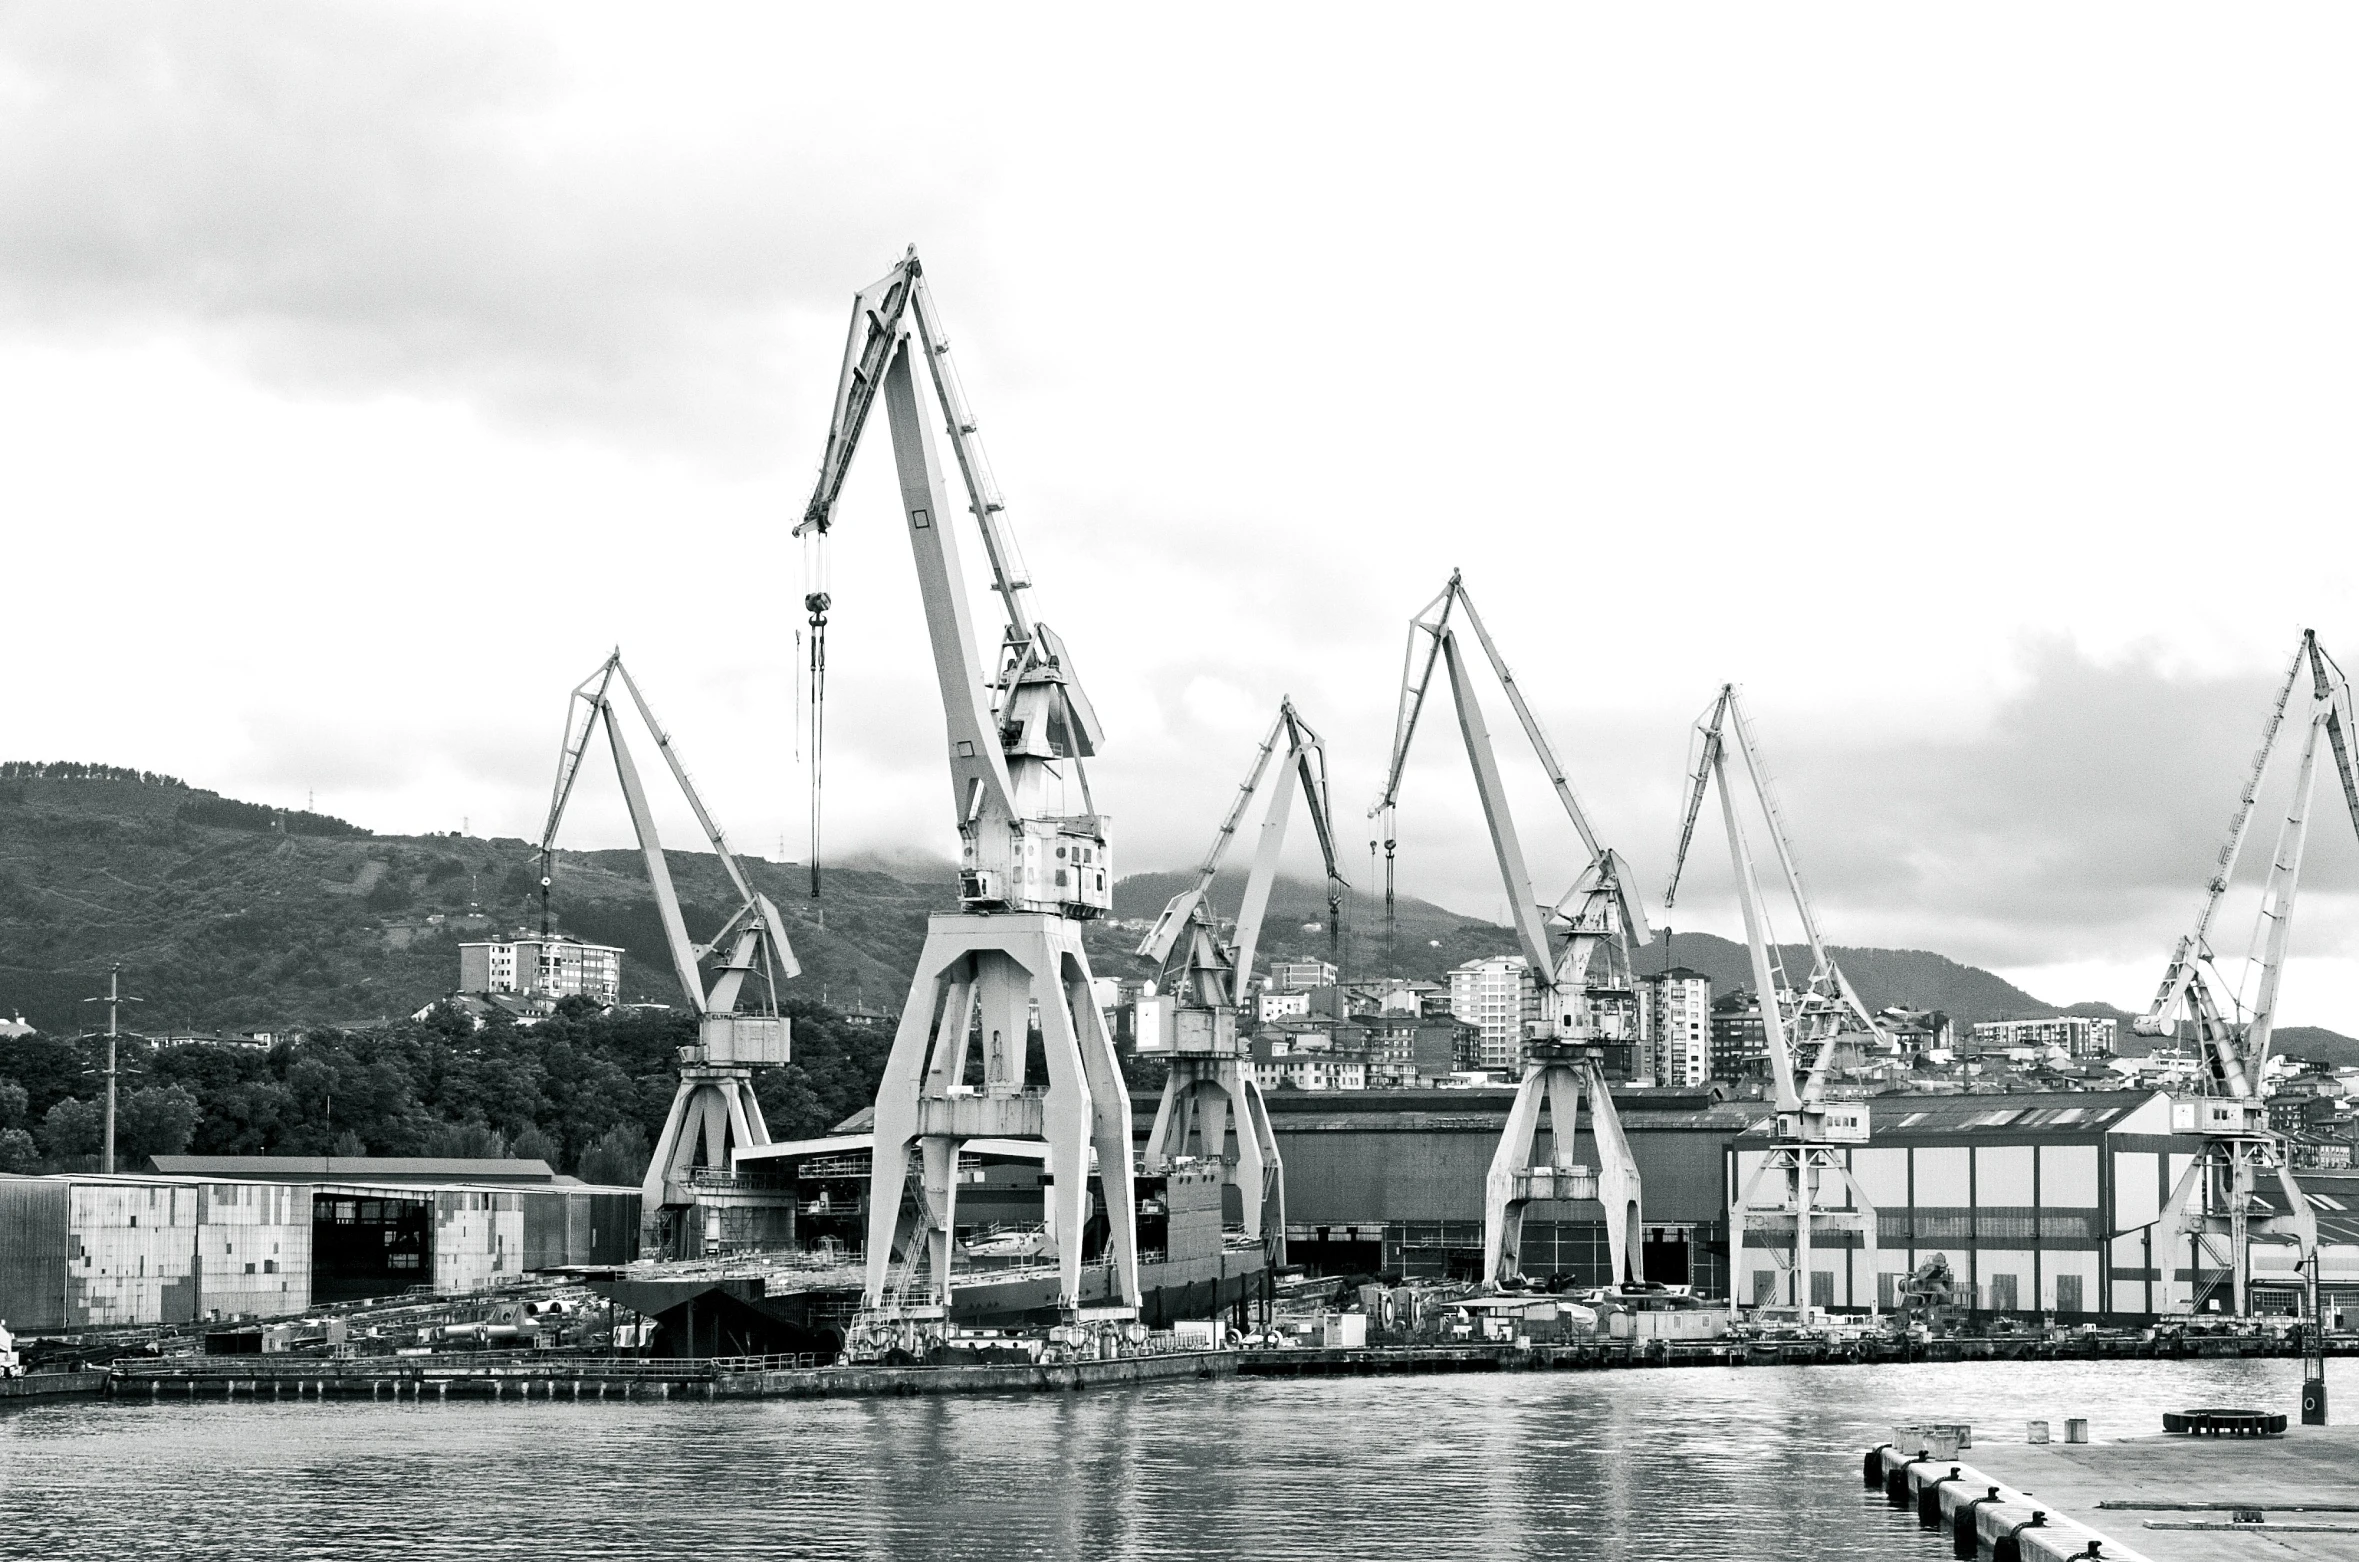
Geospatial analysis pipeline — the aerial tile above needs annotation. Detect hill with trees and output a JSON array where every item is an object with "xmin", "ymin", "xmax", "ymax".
[{"xmin": 7, "ymin": 763, "xmax": 2354, "ymax": 1177}]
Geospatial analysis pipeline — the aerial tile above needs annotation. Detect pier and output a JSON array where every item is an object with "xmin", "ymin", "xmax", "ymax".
[{"xmin": 1869, "ymin": 1424, "xmax": 2359, "ymax": 1560}]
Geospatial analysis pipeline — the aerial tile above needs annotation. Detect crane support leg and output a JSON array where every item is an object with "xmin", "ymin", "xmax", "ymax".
[
  {"xmin": 1242, "ymin": 1075, "xmax": 1286, "ymax": 1263},
  {"xmin": 1483, "ymin": 1059, "xmax": 1642, "ymax": 1287},
  {"xmin": 2156, "ymin": 1152, "xmax": 2207, "ymax": 1316},
  {"xmin": 1143, "ymin": 1063, "xmax": 1283, "ymax": 1255},
  {"xmin": 862, "ymin": 914, "xmax": 1139, "ymax": 1319},
  {"xmin": 1585, "ymin": 1060, "xmax": 1642, "ymax": 1286},
  {"xmin": 1484, "ymin": 1069, "xmax": 1549, "ymax": 1286},
  {"xmin": 641, "ymin": 1066, "xmax": 772, "ymax": 1256}
]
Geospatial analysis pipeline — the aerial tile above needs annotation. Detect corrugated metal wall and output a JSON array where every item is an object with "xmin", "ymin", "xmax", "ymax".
[
  {"xmin": 433, "ymin": 1190, "xmax": 524, "ymax": 1293},
  {"xmin": 521, "ymin": 1190, "xmax": 570, "ymax": 1271},
  {"xmin": 67, "ymin": 1182, "xmax": 202, "ymax": 1328},
  {"xmin": 1, "ymin": 1176, "xmax": 642, "ymax": 1329},
  {"xmin": 0, "ymin": 1177, "xmax": 70, "ymax": 1330},
  {"xmin": 198, "ymin": 1182, "xmax": 313, "ymax": 1319}
]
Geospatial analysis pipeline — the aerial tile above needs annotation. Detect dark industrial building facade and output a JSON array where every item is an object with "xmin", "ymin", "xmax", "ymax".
[{"xmin": 1230, "ymin": 1087, "xmax": 1751, "ymax": 1293}]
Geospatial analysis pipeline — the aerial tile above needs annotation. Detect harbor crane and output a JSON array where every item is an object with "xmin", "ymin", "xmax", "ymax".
[
  {"xmin": 2136, "ymin": 630, "xmax": 2359, "ymax": 1317},
  {"xmin": 1137, "ymin": 697, "xmax": 1346, "ymax": 1257},
  {"xmin": 1663, "ymin": 684, "xmax": 1881, "ymax": 1317},
  {"xmin": 1372, "ymin": 572, "xmax": 1649, "ymax": 1289},
  {"xmin": 537, "ymin": 651, "xmax": 798, "ymax": 1255},
  {"xmin": 796, "ymin": 248, "xmax": 1139, "ymax": 1326}
]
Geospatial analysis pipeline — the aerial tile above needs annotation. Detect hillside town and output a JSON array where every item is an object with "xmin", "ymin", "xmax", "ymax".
[{"xmin": 416, "ymin": 929, "xmax": 2359, "ymax": 1175}]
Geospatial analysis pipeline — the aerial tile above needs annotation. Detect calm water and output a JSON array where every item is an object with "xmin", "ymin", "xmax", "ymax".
[{"xmin": 0, "ymin": 1358, "xmax": 2335, "ymax": 1560}]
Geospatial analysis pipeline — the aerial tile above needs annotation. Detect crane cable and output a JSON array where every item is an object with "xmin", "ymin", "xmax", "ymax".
[{"xmin": 804, "ymin": 530, "xmax": 831, "ymax": 899}]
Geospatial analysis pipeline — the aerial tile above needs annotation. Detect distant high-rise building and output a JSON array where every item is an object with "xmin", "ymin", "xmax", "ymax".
[
  {"xmin": 459, "ymin": 936, "xmax": 622, "ymax": 1006},
  {"xmin": 1969, "ymin": 1016, "xmax": 2117, "ymax": 1058},
  {"xmin": 1267, "ymin": 959, "xmax": 1339, "ymax": 992},
  {"xmin": 1449, "ymin": 955, "xmax": 1534, "ymax": 1071},
  {"xmin": 1640, "ymin": 966, "xmax": 1713, "ymax": 1086},
  {"xmin": 1710, "ymin": 989, "xmax": 1769, "ymax": 1083}
]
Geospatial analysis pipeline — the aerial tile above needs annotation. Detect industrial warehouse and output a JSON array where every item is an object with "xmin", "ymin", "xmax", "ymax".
[
  {"xmin": 0, "ymin": 1158, "xmax": 637, "ymax": 1331},
  {"xmin": 13, "ymin": 1081, "xmax": 2359, "ymax": 1336}
]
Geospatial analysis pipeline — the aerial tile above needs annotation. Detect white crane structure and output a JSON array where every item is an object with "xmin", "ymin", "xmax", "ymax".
[
  {"xmin": 537, "ymin": 651, "xmax": 799, "ymax": 1253},
  {"xmin": 1372, "ymin": 572, "xmax": 1649, "ymax": 1289},
  {"xmin": 2136, "ymin": 630, "xmax": 2359, "ymax": 1316},
  {"xmin": 796, "ymin": 248, "xmax": 1138, "ymax": 1325},
  {"xmin": 1136, "ymin": 697, "xmax": 1345, "ymax": 1258},
  {"xmin": 1663, "ymin": 684, "xmax": 1881, "ymax": 1317}
]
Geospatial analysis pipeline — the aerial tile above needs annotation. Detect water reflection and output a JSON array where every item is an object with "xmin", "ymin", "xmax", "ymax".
[{"xmin": 0, "ymin": 1359, "xmax": 2329, "ymax": 1561}]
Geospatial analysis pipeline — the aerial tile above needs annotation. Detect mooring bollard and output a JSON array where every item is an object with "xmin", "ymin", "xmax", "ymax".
[
  {"xmin": 2027, "ymin": 1420, "xmax": 2050, "ymax": 1443},
  {"xmin": 2065, "ymin": 1417, "xmax": 2088, "ymax": 1444}
]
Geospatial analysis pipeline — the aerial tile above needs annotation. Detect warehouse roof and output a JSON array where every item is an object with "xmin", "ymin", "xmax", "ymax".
[
  {"xmin": 145, "ymin": 1155, "xmax": 560, "ymax": 1184},
  {"xmin": 1733, "ymin": 1090, "xmax": 2172, "ymax": 1143}
]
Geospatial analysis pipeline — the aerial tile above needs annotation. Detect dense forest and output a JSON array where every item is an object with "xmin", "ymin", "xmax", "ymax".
[{"xmin": 0, "ymin": 996, "xmax": 893, "ymax": 1186}]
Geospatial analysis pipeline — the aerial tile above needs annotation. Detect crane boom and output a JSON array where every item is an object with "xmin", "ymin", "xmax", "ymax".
[
  {"xmin": 1443, "ymin": 629, "xmax": 1557, "ymax": 980},
  {"xmin": 2139, "ymin": 637, "xmax": 2310, "ymax": 1034},
  {"xmin": 1370, "ymin": 570, "xmax": 1647, "ymax": 984},
  {"xmin": 1667, "ymin": 683, "xmax": 1885, "ymax": 1100},
  {"xmin": 1142, "ymin": 698, "xmax": 1348, "ymax": 995},
  {"xmin": 793, "ymin": 246, "xmax": 1109, "ymax": 919},
  {"xmin": 536, "ymin": 651, "xmax": 802, "ymax": 1013},
  {"xmin": 1138, "ymin": 708, "xmax": 1288, "ymax": 967},
  {"xmin": 1451, "ymin": 585, "xmax": 1604, "ymax": 860},
  {"xmin": 1722, "ymin": 694, "xmax": 1885, "ymax": 1044}
]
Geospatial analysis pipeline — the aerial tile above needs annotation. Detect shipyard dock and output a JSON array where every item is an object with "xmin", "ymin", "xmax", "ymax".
[
  {"xmin": 0, "ymin": 1369, "xmax": 107, "ymax": 1401},
  {"xmin": 1871, "ymin": 1424, "xmax": 2359, "ymax": 1560},
  {"xmin": 106, "ymin": 1347, "xmax": 1234, "ymax": 1400}
]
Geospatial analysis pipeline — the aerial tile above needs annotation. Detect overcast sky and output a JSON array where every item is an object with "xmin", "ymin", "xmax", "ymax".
[{"xmin": 7, "ymin": 5, "xmax": 2359, "ymax": 1024}]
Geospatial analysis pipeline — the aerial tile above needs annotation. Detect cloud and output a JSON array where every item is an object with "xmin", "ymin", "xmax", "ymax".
[
  {"xmin": 0, "ymin": 5, "xmax": 955, "ymax": 458},
  {"xmin": 1639, "ymin": 637, "xmax": 2359, "ymax": 972}
]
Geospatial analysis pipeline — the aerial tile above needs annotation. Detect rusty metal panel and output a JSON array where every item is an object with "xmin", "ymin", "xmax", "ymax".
[
  {"xmin": 563, "ymin": 1193, "xmax": 590, "ymax": 1264},
  {"xmin": 587, "ymin": 1192, "xmax": 638, "ymax": 1263},
  {"xmin": 520, "ymin": 1189, "xmax": 567, "ymax": 1271},
  {"xmin": 0, "ymin": 1177, "xmax": 71, "ymax": 1330}
]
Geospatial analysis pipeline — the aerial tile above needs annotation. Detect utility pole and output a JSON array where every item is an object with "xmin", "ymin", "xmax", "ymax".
[
  {"xmin": 80, "ymin": 965, "xmax": 142, "ymax": 1175},
  {"xmin": 2304, "ymin": 1246, "xmax": 2329, "ymax": 1424}
]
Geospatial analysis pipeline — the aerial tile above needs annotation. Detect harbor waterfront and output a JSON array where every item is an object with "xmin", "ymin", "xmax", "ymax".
[{"xmin": 0, "ymin": 1359, "xmax": 2336, "ymax": 1560}]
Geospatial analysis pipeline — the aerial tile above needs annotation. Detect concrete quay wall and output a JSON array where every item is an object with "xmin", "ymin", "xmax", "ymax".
[
  {"xmin": 1871, "ymin": 1441, "xmax": 2155, "ymax": 1562},
  {"xmin": 0, "ymin": 1369, "xmax": 107, "ymax": 1400},
  {"xmin": 715, "ymin": 1349, "xmax": 1237, "ymax": 1398}
]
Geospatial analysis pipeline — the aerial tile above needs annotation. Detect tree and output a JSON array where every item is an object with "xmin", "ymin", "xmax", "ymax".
[
  {"xmin": 509, "ymin": 1124, "xmax": 561, "ymax": 1166},
  {"xmin": 578, "ymin": 1122, "xmax": 649, "ymax": 1187},
  {"xmin": 424, "ymin": 1120, "xmax": 508, "ymax": 1159},
  {"xmin": 117, "ymin": 1085, "xmax": 201, "ymax": 1162},
  {"xmin": 39, "ymin": 1096, "xmax": 102, "ymax": 1158},
  {"xmin": 0, "ymin": 1127, "xmax": 36, "ymax": 1174},
  {"xmin": 0, "ymin": 1077, "xmax": 26, "ymax": 1131}
]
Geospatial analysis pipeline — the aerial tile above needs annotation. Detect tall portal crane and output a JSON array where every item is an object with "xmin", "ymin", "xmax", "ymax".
[
  {"xmin": 2138, "ymin": 630, "xmax": 2359, "ymax": 1316},
  {"xmin": 1136, "ymin": 697, "xmax": 1345, "ymax": 1257},
  {"xmin": 1663, "ymin": 684, "xmax": 1881, "ymax": 1317},
  {"xmin": 537, "ymin": 651, "xmax": 798, "ymax": 1255},
  {"xmin": 1372, "ymin": 572, "xmax": 1648, "ymax": 1289},
  {"xmin": 795, "ymin": 248, "xmax": 1138, "ymax": 1328}
]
